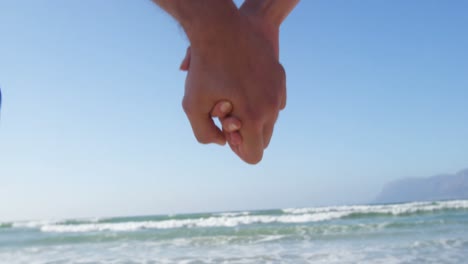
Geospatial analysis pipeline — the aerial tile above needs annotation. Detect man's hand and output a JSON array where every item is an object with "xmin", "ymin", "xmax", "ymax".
[
  {"xmin": 179, "ymin": 2, "xmax": 289, "ymax": 164},
  {"xmin": 182, "ymin": 12, "xmax": 286, "ymax": 164},
  {"xmin": 179, "ymin": 48, "xmax": 244, "ymax": 147},
  {"xmin": 152, "ymin": 0, "xmax": 298, "ymax": 164}
]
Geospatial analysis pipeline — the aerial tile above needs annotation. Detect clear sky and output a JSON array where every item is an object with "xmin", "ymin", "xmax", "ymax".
[{"xmin": 1, "ymin": 0, "xmax": 467, "ymax": 221}]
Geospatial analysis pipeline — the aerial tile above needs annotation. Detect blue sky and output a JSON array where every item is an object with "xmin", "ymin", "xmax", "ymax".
[{"xmin": 1, "ymin": 0, "xmax": 467, "ymax": 221}]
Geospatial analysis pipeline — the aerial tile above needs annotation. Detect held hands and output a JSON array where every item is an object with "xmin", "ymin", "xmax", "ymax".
[
  {"xmin": 180, "ymin": 4, "xmax": 286, "ymax": 164},
  {"xmin": 180, "ymin": 48, "xmax": 243, "ymax": 147}
]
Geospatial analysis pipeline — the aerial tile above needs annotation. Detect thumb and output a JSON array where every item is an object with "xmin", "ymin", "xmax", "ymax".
[{"xmin": 183, "ymin": 97, "xmax": 226, "ymax": 146}]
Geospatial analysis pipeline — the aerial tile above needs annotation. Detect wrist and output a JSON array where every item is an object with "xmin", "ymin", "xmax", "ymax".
[
  {"xmin": 240, "ymin": 0, "xmax": 299, "ymax": 28},
  {"xmin": 153, "ymin": 0, "xmax": 239, "ymax": 49},
  {"xmin": 240, "ymin": 0, "xmax": 282, "ymax": 29},
  {"xmin": 240, "ymin": 10, "xmax": 280, "ymax": 58},
  {"xmin": 176, "ymin": 0, "xmax": 240, "ymax": 48}
]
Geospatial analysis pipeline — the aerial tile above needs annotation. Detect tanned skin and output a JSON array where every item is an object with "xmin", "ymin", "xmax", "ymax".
[{"xmin": 152, "ymin": 0, "xmax": 299, "ymax": 164}]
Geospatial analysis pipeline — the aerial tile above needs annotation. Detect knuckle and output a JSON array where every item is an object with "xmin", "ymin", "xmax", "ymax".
[
  {"xmin": 277, "ymin": 63, "xmax": 287, "ymax": 83},
  {"xmin": 281, "ymin": 95, "xmax": 287, "ymax": 110},
  {"xmin": 195, "ymin": 133, "xmax": 213, "ymax": 144},
  {"xmin": 266, "ymin": 93, "xmax": 281, "ymax": 110},
  {"xmin": 181, "ymin": 97, "xmax": 194, "ymax": 115},
  {"xmin": 278, "ymin": 65, "xmax": 287, "ymax": 92},
  {"xmin": 264, "ymin": 64, "xmax": 287, "ymax": 110},
  {"xmin": 278, "ymin": 65, "xmax": 287, "ymax": 97},
  {"xmin": 258, "ymin": 89, "xmax": 282, "ymax": 114}
]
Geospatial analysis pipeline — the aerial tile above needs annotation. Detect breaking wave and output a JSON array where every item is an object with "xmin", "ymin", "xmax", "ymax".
[{"xmin": 4, "ymin": 200, "xmax": 467, "ymax": 233}]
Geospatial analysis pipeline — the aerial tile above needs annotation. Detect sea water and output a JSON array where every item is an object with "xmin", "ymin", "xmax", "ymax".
[{"xmin": 1, "ymin": 200, "xmax": 467, "ymax": 263}]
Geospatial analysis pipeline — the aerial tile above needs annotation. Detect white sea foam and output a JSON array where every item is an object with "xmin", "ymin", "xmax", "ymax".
[
  {"xmin": 4, "ymin": 237, "xmax": 465, "ymax": 264},
  {"xmin": 12, "ymin": 217, "xmax": 101, "ymax": 229},
  {"xmin": 40, "ymin": 211, "xmax": 348, "ymax": 233},
  {"xmin": 283, "ymin": 200, "xmax": 468, "ymax": 216},
  {"xmin": 216, "ymin": 211, "xmax": 250, "ymax": 217},
  {"xmin": 252, "ymin": 235, "xmax": 286, "ymax": 244},
  {"xmin": 14, "ymin": 200, "xmax": 468, "ymax": 233},
  {"xmin": 12, "ymin": 220, "xmax": 61, "ymax": 229},
  {"xmin": 3, "ymin": 200, "xmax": 468, "ymax": 264}
]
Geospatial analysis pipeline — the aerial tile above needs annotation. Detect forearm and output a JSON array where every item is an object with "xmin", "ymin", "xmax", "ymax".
[
  {"xmin": 241, "ymin": 0, "xmax": 300, "ymax": 27},
  {"xmin": 152, "ymin": 0, "xmax": 239, "ymax": 48}
]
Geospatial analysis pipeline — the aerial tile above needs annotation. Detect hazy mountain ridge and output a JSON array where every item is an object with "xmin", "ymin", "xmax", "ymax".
[{"xmin": 375, "ymin": 168, "xmax": 468, "ymax": 203}]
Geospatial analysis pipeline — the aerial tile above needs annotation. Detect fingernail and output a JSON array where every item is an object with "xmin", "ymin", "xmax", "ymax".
[
  {"xmin": 228, "ymin": 123, "xmax": 239, "ymax": 131},
  {"xmin": 220, "ymin": 102, "xmax": 231, "ymax": 113}
]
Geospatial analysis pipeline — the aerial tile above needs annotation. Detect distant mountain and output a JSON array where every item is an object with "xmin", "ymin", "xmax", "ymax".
[{"xmin": 374, "ymin": 168, "xmax": 468, "ymax": 203}]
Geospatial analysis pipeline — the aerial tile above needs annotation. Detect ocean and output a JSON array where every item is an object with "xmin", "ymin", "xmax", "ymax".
[{"xmin": 1, "ymin": 200, "xmax": 467, "ymax": 263}]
